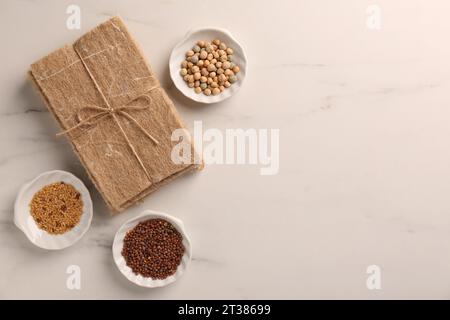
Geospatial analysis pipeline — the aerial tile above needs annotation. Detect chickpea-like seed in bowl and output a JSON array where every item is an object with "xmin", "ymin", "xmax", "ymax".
[{"xmin": 180, "ymin": 39, "xmax": 240, "ymax": 96}]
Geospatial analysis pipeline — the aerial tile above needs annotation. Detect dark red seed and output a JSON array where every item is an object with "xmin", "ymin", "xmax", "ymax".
[{"xmin": 121, "ymin": 218, "xmax": 185, "ymax": 279}]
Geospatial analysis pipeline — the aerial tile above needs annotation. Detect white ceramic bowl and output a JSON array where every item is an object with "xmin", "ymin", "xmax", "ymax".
[
  {"xmin": 14, "ymin": 170, "xmax": 93, "ymax": 250},
  {"xmin": 169, "ymin": 27, "xmax": 247, "ymax": 104},
  {"xmin": 113, "ymin": 210, "xmax": 192, "ymax": 288}
]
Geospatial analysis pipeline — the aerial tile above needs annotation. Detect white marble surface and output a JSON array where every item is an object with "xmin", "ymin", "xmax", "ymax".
[{"xmin": 1, "ymin": 0, "xmax": 450, "ymax": 299}]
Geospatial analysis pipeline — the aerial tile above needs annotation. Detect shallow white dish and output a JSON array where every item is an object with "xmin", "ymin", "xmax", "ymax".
[
  {"xmin": 169, "ymin": 27, "xmax": 247, "ymax": 104},
  {"xmin": 14, "ymin": 170, "xmax": 93, "ymax": 250},
  {"xmin": 113, "ymin": 210, "xmax": 192, "ymax": 288}
]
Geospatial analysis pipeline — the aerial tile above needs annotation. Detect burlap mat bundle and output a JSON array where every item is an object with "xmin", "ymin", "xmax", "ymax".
[{"xmin": 29, "ymin": 16, "xmax": 200, "ymax": 213}]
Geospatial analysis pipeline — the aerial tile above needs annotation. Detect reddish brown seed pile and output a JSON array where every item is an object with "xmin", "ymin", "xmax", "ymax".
[{"xmin": 121, "ymin": 219, "xmax": 185, "ymax": 279}]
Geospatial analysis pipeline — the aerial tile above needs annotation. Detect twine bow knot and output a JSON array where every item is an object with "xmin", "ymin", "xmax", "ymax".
[
  {"xmin": 59, "ymin": 95, "xmax": 159, "ymax": 146},
  {"xmin": 57, "ymin": 48, "xmax": 160, "ymax": 182}
]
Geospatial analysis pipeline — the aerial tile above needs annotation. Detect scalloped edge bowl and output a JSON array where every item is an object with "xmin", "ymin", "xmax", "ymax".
[
  {"xmin": 112, "ymin": 210, "xmax": 192, "ymax": 288},
  {"xmin": 14, "ymin": 170, "xmax": 93, "ymax": 250},
  {"xmin": 169, "ymin": 27, "xmax": 247, "ymax": 104}
]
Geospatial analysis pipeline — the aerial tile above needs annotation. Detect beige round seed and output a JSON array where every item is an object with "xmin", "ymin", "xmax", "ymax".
[
  {"xmin": 200, "ymin": 76, "xmax": 207, "ymax": 83},
  {"xmin": 217, "ymin": 68, "xmax": 224, "ymax": 75},
  {"xmin": 187, "ymin": 62, "xmax": 194, "ymax": 68},
  {"xmin": 225, "ymin": 69, "xmax": 234, "ymax": 76},
  {"xmin": 226, "ymin": 48, "xmax": 233, "ymax": 55},
  {"xmin": 211, "ymin": 58, "xmax": 217, "ymax": 65},
  {"xmin": 186, "ymin": 50, "xmax": 194, "ymax": 57},
  {"xmin": 200, "ymin": 51, "xmax": 208, "ymax": 59},
  {"xmin": 194, "ymin": 72, "xmax": 201, "ymax": 80},
  {"xmin": 207, "ymin": 64, "xmax": 217, "ymax": 72},
  {"xmin": 201, "ymin": 68, "xmax": 209, "ymax": 76},
  {"xmin": 218, "ymin": 74, "xmax": 227, "ymax": 82},
  {"xmin": 229, "ymin": 75, "xmax": 237, "ymax": 83},
  {"xmin": 194, "ymin": 87, "xmax": 202, "ymax": 94},
  {"xmin": 197, "ymin": 40, "xmax": 205, "ymax": 48},
  {"xmin": 232, "ymin": 66, "xmax": 240, "ymax": 74},
  {"xmin": 180, "ymin": 68, "xmax": 188, "ymax": 76},
  {"xmin": 190, "ymin": 54, "xmax": 199, "ymax": 64},
  {"xmin": 224, "ymin": 81, "xmax": 231, "ymax": 88},
  {"xmin": 211, "ymin": 82, "xmax": 218, "ymax": 88},
  {"xmin": 207, "ymin": 77, "xmax": 213, "ymax": 84},
  {"xmin": 213, "ymin": 51, "xmax": 220, "ymax": 59},
  {"xmin": 183, "ymin": 75, "xmax": 190, "ymax": 82},
  {"xmin": 194, "ymin": 80, "xmax": 200, "ymax": 87},
  {"xmin": 188, "ymin": 82, "xmax": 195, "ymax": 88},
  {"xmin": 219, "ymin": 43, "xmax": 227, "ymax": 50},
  {"xmin": 213, "ymin": 39, "xmax": 221, "ymax": 46},
  {"xmin": 197, "ymin": 60, "xmax": 204, "ymax": 67},
  {"xmin": 207, "ymin": 53, "xmax": 213, "ymax": 60},
  {"xmin": 204, "ymin": 88, "xmax": 212, "ymax": 96},
  {"xmin": 222, "ymin": 61, "xmax": 231, "ymax": 69},
  {"xmin": 209, "ymin": 71, "xmax": 216, "ymax": 78},
  {"xmin": 181, "ymin": 61, "xmax": 188, "ymax": 68},
  {"xmin": 191, "ymin": 66, "xmax": 200, "ymax": 73},
  {"xmin": 219, "ymin": 85, "xmax": 225, "ymax": 92},
  {"xmin": 216, "ymin": 61, "xmax": 222, "ymax": 68},
  {"xmin": 212, "ymin": 87, "xmax": 221, "ymax": 95}
]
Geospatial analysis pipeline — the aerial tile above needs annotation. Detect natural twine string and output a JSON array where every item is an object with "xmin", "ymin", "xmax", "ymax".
[{"xmin": 56, "ymin": 47, "xmax": 159, "ymax": 182}]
